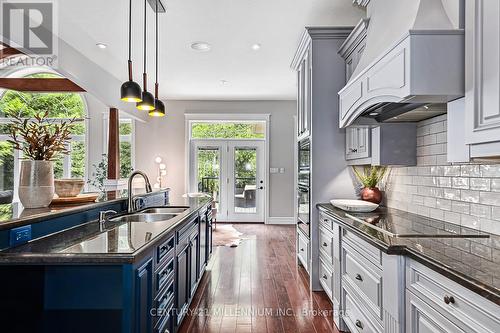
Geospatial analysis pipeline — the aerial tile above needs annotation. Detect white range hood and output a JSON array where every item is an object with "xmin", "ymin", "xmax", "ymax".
[{"xmin": 338, "ymin": 0, "xmax": 464, "ymax": 128}]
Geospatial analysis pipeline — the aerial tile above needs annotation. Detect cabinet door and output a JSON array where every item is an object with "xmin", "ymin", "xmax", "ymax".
[
  {"xmin": 346, "ymin": 127, "xmax": 370, "ymax": 160},
  {"xmin": 406, "ymin": 291, "xmax": 463, "ymax": 333},
  {"xmin": 465, "ymin": 0, "xmax": 500, "ymax": 146},
  {"xmin": 135, "ymin": 258, "xmax": 153, "ymax": 333},
  {"xmin": 199, "ymin": 215, "xmax": 206, "ymax": 274},
  {"xmin": 175, "ymin": 245, "xmax": 189, "ymax": 326},
  {"xmin": 189, "ymin": 232, "xmax": 200, "ymax": 298},
  {"xmin": 297, "ymin": 63, "xmax": 305, "ymax": 137},
  {"xmin": 303, "ymin": 48, "xmax": 312, "ymax": 137}
]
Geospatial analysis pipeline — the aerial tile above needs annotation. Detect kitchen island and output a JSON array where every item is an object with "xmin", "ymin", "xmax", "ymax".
[{"xmin": 0, "ymin": 190, "xmax": 213, "ymax": 333}]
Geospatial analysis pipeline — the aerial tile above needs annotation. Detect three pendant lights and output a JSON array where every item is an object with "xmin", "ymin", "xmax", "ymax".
[{"xmin": 120, "ymin": 0, "xmax": 165, "ymax": 117}]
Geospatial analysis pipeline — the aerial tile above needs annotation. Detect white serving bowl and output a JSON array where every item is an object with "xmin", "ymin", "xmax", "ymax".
[{"xmin": 330, "ymin": 199, "xmax": 379, "ymax": 213}]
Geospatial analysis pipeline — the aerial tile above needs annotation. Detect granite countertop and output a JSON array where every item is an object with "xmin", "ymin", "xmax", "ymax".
[
  {"xmin": 317, "ymin": 203, "xmax": 500, "ymax": 306},
  {"xmin": 0, "ymin": 190, "xmax": 130, "ymax": 231},
  {"xmin": 0, "ymin": 195, "xmax": 211, "ymax": 264}
]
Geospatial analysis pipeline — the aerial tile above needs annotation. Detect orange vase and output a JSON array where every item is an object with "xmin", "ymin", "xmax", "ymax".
[{"xmin": 360, "ymin": 187, "xmax": 382, "ymax": 204}]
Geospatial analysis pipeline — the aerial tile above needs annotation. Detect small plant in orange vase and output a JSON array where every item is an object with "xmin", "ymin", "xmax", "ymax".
[{"xmin": 352, "ymin": 166, "xmax": 388, "ymax": 205}]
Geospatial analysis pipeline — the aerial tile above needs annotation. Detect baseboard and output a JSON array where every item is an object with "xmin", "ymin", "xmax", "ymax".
[{"xmin": 266, "ymin": 216, "xmax": 295, "ymax": 225}]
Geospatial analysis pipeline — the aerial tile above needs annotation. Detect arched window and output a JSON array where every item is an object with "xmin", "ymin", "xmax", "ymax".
[{"xmin": 0, "ymin": 72, "xmax": 87, "ymax": 196}]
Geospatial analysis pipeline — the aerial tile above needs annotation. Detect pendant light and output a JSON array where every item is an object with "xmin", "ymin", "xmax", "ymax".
[
  {"xmin": 136, "ymin": 0, "xmax": 155, "ymax": 111},
  {"xmin": 120, "ymin": 0, "xmax": 142, "ymax": 103},
  {"xmin": 150, "ymin": 0, "xmax": 165, "ymax": 117}
]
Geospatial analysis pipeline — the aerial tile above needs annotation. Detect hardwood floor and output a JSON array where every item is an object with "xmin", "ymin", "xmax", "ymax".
[{"xmin": 178, "ymin": 224, "xmax": 339, "ymax": 333}]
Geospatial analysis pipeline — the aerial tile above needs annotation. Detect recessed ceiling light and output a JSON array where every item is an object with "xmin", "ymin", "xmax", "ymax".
[
  {"xmin": 190, "ymin": 42, "xmax": 211, "ymax": 52},
  {"xmin": 220, "ymin": 80, "xmax": 229, "ymax": 86},
  {"xmin": 251, "ymin": 43, "xmax": 261, "ymax": 51},
  {"xmin": 369, "ymin": 112, "xmax": 379, "ymax": 116},
  {"xmin": 424, "ymin": 105, "xmax": 429, "ymax": 109},
  {"xmin": 96, "ymin": 43, "xmax": 107, "ymax": 49}
]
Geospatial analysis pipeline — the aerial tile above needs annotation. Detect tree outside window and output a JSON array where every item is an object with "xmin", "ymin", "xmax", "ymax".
[{"xmin": 0, "ymin": 72, "xmax": 87, "ymax": 197}]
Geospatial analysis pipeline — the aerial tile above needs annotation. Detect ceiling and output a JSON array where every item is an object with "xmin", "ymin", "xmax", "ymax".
[{"xmin": 57, "ymin": 0, "xmax": 364, "ymax": 101}]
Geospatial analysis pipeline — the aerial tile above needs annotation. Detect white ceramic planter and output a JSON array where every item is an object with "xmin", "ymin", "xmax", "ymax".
[{"xmin": 18, "ymin": 160, "xmax": 54, "ymax": 208}]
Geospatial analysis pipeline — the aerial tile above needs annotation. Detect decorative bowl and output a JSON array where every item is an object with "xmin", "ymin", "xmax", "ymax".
[
  {"xmin": 54, "ymin": 179, "xmax": 85, "ymax": 198},
  {"xmin": 330, "ymin": 199, "xmax": 379, "ymax": 213}
]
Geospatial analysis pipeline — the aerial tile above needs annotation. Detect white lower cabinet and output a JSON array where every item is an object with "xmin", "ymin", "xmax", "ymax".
[
  {"xmin": 297, "ymin": 230, "xmax": 309, "ymax": 272},
  {"xmin": 344, "ymin": 289, "xmax": 380, "ymax": 333},
  {"xmin": 406, "ymin": 291, "xmax": 463, "ymax": 333},
  {"xmin": 406, "ymin": 259, "xmax": 500, "ymax": 333}
]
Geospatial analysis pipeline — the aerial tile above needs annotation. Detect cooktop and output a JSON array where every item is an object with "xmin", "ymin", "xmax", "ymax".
[{"xmin": 343, "ymin": 209, "xmax": 490, "ymax": 238}]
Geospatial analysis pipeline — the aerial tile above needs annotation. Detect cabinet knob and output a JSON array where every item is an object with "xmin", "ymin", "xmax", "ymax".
[
  {"xmin": 324, "ymin": 219, "xmax": 328, "ymax": 222},
  {"xmin": 322, "ymin": 274, "xmax": 328, "ymax": 280},
  {"xmin": 300, "ymin": 248, "xmax": 304, "ymax": 252},
  {"xmin": 355, "ymin": 319, "xmax": 363, "ymax": 329},
  {"xmin": 355, "ymin": 274, "xmax": 363, "ymax": 282},
  {"xmin": 322, "ymin": 242, "xmax": 328, "ymax": 247},
  {"xmin": 444, "ymin": 295, "xmax": 455, "ymax": 305}
]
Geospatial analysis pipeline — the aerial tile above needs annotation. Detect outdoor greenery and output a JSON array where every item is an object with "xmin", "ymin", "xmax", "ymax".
[
  {"xmin": 0, "ymin": 72, "xmax": 86, "ymax": 189},
  {"xmin": 191, "ymin": 122, "xmax": 265, "ymax": 139},
  {"xmin": 352, "ymin": 165, "xmax": 388, "ymax": 188},
  {"xmin": 88, "ymin": 154, "xmax": 108, "ymax": 193}
]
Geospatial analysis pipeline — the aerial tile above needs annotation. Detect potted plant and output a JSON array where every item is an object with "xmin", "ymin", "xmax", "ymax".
[
  {"xmin": 352, "ymin": 165, "xmax": 388, "ymax": 204},
  {"xmin": 7, "ymin": 111, "xmax": 76, "ymax": 208}
]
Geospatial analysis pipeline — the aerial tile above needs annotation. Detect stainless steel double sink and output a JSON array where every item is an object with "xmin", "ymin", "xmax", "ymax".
[{"xmin": 109, "ymin": 207, "xmax": 190, "ymax": 223}]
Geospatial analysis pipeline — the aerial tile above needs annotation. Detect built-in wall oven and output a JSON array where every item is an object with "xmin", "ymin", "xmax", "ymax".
[{"xmin": 297, "ymin": 138, "xmax": 310, "ymax": 238}]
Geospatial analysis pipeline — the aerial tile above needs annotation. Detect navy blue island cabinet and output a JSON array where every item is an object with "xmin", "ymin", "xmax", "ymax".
[{"xmin": 0, "ymin": 203, "xmax": 213, "ymax": 333}]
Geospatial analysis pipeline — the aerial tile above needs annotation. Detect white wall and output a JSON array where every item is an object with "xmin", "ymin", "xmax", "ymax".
[{"xmin": 135, "ymin": 100, "xmax": 296, "ymax": 219}]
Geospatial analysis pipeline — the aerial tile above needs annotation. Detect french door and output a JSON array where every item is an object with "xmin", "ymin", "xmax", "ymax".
[{"xmin": 190, "ymin": 140, "xmax": 265, "ymax": 222}]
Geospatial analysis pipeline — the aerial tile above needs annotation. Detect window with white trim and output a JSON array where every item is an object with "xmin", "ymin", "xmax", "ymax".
[
  {"xmin": 102, "ymin": 115, "xmax": 135, "ymax": 179},
  {"xmin": 0, "ymin": 73, "xmax": 87, "ymax": 197}
]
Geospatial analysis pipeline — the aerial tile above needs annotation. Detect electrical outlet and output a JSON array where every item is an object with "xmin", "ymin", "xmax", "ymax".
[{"xmin": 9, "ymin": 225, "xmax": 32, "ymax": 247}]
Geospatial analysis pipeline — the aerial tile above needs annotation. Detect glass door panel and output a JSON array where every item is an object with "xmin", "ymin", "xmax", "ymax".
[
  {"xmin": 196, "ymin": 147, "xmax": 221, "ymax": 208},
  {"xmin": 233, "ymin": 147, "xmax": 257, "ymax": 214}
]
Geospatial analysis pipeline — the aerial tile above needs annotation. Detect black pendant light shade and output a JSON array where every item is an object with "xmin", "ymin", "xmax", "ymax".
[
  {"xmin": 150, "ymin": 83, "xmax": 165, "ymax": 117},
  {"xmin": 120, "ymin": 0, "xmax": 142, "ymax": 103},
  {"xmin": 136, "ymin": 0, "xmax": 155, "ymax": 111},
  {"xmin": 149, "ymin": 0, "xmax": 165, "ymax": 117}
]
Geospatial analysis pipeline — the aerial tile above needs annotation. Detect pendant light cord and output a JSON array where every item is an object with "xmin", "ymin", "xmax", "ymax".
[
  {"xmin": 127, "ymin": 0, "xmax": 132, "ymax": 81},
  {"xmin": 143, "ymin": 0, "xmax": 147, "ymax": 91},
  {"xmin": 155, "ymin": 0, "xmax": 159, "ymax": 98}
]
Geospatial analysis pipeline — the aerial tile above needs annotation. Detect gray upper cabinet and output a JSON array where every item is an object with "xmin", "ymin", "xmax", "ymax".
[
  {"xmin": 338, "ymin": 19, "xmax": 369, "ymax": 82},
  {"xmin": 463, "ymin": 0, "xmax": 500, "ymax": 159},
  {"xmin": 346, "ymin": 124, "xmax": 417, "ymax": 166},
  {"xmin": 296, "ymin": 48, "xmax": 312, "ymax": 139}
]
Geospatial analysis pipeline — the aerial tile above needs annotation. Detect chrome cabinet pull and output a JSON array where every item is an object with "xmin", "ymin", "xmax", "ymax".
[
  {"xmin": 322, "ymin": 274, "xmax": 328, "ymax": 280},
  {"xmin": 355, "ymin": 319, "xmax": 363, "ymax": 329},
  {"xmin": 322, "ymin": 242, "xmax": 328, "ymax": 247},
  {"xmin": 355, "ymin": 274, "xmax": 363, "ymax": 282}
]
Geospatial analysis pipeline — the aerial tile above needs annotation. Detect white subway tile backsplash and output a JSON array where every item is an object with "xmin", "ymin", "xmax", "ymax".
[
  {"xmin": 443, "ymin": 165, "xmax": 461, "ymax": 176},
  {"xmin": 480, "ymin": 192, "xmax": 500, "ymax": 205},
  {"xmin": 470, "ymin": 178, "xmax": 491, "ymax": 191},
  {"xmin": 452, "ymin": 201, "xmax": 470, "ymax": 214},
  {"xmin": 385, "ymin": 114, "xmax": 500, "ymax": 236},
  {"xmin": 470, "ymin": 204, "xmax": 491, "ymax": 219},
  {"xmin": 481, "ymin": 165, "xmax": 500, "ymax": 178},
  {"xmin": 452, "ymin": 177, "xmax": 469, "ymax": 189},
  {"xmin": 461, "ymin": 190, "xmax": 480, "ymax": 203}
]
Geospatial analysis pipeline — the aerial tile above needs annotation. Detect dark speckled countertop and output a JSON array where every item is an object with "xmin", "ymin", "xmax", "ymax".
[
  {"xmin": 317, "ymin": 203, "xmax": 500, "ymax": 306},
  {"xmin": 0, "ymin": 195, "xmax": 211, "ymax": 264},
  {"xmin": 0, "ymin": 190, "xmax": 131, "ymax": 231}
]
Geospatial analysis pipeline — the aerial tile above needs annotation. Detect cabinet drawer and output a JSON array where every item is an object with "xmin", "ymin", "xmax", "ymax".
[
  {"xmin": 406, "ymin": 290, "xmax": 463, "ymax": 333},
  {"xmin": 319, "ymin": 256, "xmax": 333, "ymax": 301},
  {"xmin": 343, "ymin": 289, "xmax": 381, "ymax": 333},
  {"xmin": 155, "ymin": 302, "xmax": 174, "ymax": 333},
  {"xmin": 156, "ymin": 256, "xmax": 174, "ymax": 292},
  {"xmin": 406, "ymin": 259, "xmax": 500, "ymax": 333},
  {"xmin": 342, "ymin": 241, "xmax": 383, "ymax": 321},
  {"xmin": 319, "ymin": 212, "xmax": 335, "ymax": 230},
  {"xmin": 157, "ymin": 235, "xmax": 175, "ymax": 265},
  {"xmin": 319, "ymin": 225, "xmax": 334, "ymax": 263},
  {"xmin": 155, "ymin": 279, "xmax": 175, "ymax": 317},
  {"xmin": 343, "ymin": 229, "xmax": 382, "ymax": 267},
  {"xmin": 297, "ymin": 231, "xmax": 309, "ymax": 271}
]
